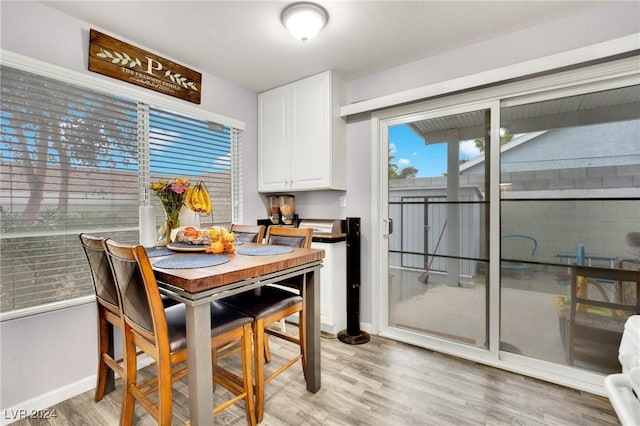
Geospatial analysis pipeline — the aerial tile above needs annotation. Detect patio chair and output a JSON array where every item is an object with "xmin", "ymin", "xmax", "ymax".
[
  {"xmin": 563, "ymin": 263, "xmax": 640, "ymax": 371},
  {"xmin": 501, "ymin": 234, "xmax": 537, "ymax": 277}
]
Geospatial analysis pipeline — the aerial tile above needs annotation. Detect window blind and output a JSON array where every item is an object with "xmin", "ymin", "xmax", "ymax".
[
  {"xmin": 0, "ymin": 65, "xmax": 139, "ymax": 313},
  {"xmin": 148, "ymin": 107, "xmax": 233, "ymax": 228},
  {"xmin": 1, "ymin": 65, "xmax": 241, "ymax": 316}
]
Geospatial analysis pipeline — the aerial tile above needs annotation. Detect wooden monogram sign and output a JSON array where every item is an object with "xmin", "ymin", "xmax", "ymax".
[{"xmin": 88, "ymin": 29, "xmax": 202, "ymax": 104}]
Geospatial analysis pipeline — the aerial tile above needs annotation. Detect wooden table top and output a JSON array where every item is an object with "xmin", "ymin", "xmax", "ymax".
[{"xmin": 152, "ymin": 243, "xmax": 325, "ymax": 293}]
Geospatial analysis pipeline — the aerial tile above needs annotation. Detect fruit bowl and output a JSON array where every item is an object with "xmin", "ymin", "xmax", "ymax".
[{"xmin": 174, "ymin": 226, "xmax": 236, "ymax": 254}]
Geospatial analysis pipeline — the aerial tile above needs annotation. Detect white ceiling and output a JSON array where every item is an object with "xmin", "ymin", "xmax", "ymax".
[{"xmin": 42, "ymin": 1, "xmax": 612, "ymax": 93}]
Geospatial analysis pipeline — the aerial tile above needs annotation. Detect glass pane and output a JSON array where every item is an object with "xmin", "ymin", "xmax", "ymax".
[
  {"xmin": 499, "ymin": 85, "xmax": 640, "ymax": 373},
  {"xmin": 388, "ymin": 108, "xmax": 490, "ymax": 348},
  {"xmin": 0, "ymin": 65, "xmax": 138, "ymax": 312},
  {"xmin": 149, "ymin": 107, "xmax": 233, "ymax": 229}
]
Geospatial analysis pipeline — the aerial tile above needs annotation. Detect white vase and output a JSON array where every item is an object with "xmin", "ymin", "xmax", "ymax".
[
  {"xmin": 139, "ymin": 205, "xmax": 157, "ymax": 247},
  {"xmin": 179, "ymin": 205, "xmax": 201, "ymax": 228}
]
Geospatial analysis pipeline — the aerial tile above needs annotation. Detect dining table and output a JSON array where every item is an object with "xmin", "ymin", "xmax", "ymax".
[{"xmin": 149, "ymin": 242, "xmax": 325, "ymax": 426}]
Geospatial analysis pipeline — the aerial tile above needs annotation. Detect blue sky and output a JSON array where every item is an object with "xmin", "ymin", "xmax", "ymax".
[{"xmin": 389, "ymin": 124, "xmax": 482, "ymax": 177}]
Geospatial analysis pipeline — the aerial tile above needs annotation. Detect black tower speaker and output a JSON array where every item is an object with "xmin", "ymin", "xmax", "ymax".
[{"xmin": 338, "ymin": 217, "xmax": 370, "ymax": 345}]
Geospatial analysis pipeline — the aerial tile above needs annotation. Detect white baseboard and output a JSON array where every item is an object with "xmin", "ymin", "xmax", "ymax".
[
  {"xmin": 1, "ymin": 356, "xmax": 154, "ymax": 426},
  {"xmin": 360, "ymin": 322, "xmax": 374, "ymax": 334}
]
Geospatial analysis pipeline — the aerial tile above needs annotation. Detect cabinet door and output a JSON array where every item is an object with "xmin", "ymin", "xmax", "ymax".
[
  {"xmin": 289, "ymin": 72, "xmax": 331, "ymax": 190},
  {"xmin": 314, "ymin": 241, "xmax": 347, "ymax": 334},
  {"xmin": 258, "ymin": 85, "xmax": 290, "ymax": 192}
]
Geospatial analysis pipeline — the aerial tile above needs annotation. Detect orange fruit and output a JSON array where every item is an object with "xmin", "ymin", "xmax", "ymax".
[
  {"xmin": 209, "ymin": 240, "xmax": 224, "ymax": 254},
  {"xmin": 207, "ymin": 227, "xmax": 221, "ymax": 241},
  {"xmin": 183, "ymin": 226, "xmax": 198, "ymax": 237}
]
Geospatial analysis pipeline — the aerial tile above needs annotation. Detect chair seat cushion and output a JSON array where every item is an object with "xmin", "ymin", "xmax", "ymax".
[
  {"xmin": 164, "ymin": 301, "xmax": 253, "ymax": 353},
  {"xmin": 160, "ymin": 294, "xmax": 181, "ymax": 308},
  {"xmin": 220, "ymin": 286, "xmax": 303, "ymax": 320}
]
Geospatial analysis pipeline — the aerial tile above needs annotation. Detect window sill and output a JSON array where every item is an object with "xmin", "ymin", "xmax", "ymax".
[{"xmin": 0, "ymin": 295, "xmax": 96, "ymax": 322}]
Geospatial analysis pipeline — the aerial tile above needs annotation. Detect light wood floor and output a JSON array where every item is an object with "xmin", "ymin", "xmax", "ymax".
[{"xmin": 11, "ymin": 331, "xmax": 619, "ymax": 426}]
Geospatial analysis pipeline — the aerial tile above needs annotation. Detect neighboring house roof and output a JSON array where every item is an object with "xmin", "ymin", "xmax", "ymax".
[{"xmin": 462, "ymin": 120, "xmax": 640, "ymax": 174}]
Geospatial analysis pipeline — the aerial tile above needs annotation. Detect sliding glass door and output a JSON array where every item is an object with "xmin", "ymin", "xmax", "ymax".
[
  {"xmin": 374, "ymin": 58, "xmax": 639, "ymax": 391},
  {"xmin": 385, "ymin": 105, "xmax": 491, "ymax": 349},
  {"xmin": 499, "ymin": 85, "xmax": 640, "ymax": 372}
]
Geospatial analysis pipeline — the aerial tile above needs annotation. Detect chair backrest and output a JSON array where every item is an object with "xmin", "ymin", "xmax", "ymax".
[
  {"xmin": 265, "ymin": 226, "xmax": 313, "ymax": 248},
  {"xmin": 79, "ymin": 233, "xmax": 121, "ymax": 313},
  {"xmin": 566, "ymin": 264, "xmax": 640, "ymax": 367},
  {"xmin": 231, "ymin": 224, "xmax": 265, "ymax": 243},
  {"xmin": 501, "ymin": 234, "xmax": 537, "ymax": 258},
  {"xmin": 103, "ymin": 240, "xmax": 169, "ymax": 345},
  {"xmin": 571, "ymin": 264, "xmax": 640, "ymax": 318},
  {"xmin": 615, "ymin": 258, "xmax": 640, "ymax": 305}
]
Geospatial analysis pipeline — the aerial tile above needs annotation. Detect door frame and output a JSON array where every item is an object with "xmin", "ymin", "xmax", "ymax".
[
  {"xmin": 373, "ymin": 99, "xmax": 500, "ymax": 362},
  {"xmin": 369, "ymin": 56, "xmax": 639, "ymax": 396}
]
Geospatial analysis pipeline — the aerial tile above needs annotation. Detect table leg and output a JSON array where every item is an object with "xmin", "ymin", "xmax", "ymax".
[
  {"xmin": 185, "ymin": 301, "xmax": 215, "ymax": 425},
  {"xmin": 303, "ymin": 266, "xmax": 321, "ymax": 392}
]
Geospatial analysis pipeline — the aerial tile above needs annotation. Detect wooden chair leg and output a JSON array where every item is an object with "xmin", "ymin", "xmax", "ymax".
[
  {"xmin": 241, "ymin": 323, "xmax": 257, "ymax": 426},
  {"xmin": 94, "ymin": 314, "xmax": 110, "ymax": 402},
  {"xmin": 156, "ymin": 348, "xmax": 174, "ymax": 426},
  {"xmin": 263, "ymin": 333, "xmax": 271, "ymax": 363},
  {"xmin": 120, "ymin": 329, "xmax": 137, "ymax": 426},
  {"xmin": 253, "ymin": 319, "xmax": 266, "ymax": 424}
]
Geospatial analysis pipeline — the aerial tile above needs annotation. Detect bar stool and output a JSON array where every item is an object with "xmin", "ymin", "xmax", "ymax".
[
  {"xmin": 221, "ymin": 226, "xmax": 312, "ymax": 422},
  {"xmin": 230, "ymin": 224, "xmax": 265, "ymax": 243},
  {"xmin": 104, "ymin": 240, "xmax": 256, "ymax": 426},
  {"xmin": 78, "ymin": 233, "xmax": 127, "ymax": 403}
]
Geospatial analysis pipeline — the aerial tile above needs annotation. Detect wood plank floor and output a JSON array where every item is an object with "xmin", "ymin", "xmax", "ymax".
[{"xmin": 11, "ymin": 332, "xmax": 619, "ymax": 425}]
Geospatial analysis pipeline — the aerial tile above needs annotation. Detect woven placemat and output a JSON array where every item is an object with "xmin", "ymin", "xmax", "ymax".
[
  {"xmin": 236, "ymin": 245, "xmax": 294, "ymax": 256},
  {"xmin": 145, "ymin": 247, "xmax": 176, "ymax": 258},
  {"xmin": 153, "ymin": 254, "xmax": 230, "ymax": 269}
]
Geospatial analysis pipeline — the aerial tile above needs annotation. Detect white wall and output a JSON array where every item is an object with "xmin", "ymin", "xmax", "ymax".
[
  {"xmin": 1, "ymin": 0, "xmax": 639, "ymax": 416},
  {"xmin": 346, "ymin": 2, "xmax": 640, "ymax": 103}
]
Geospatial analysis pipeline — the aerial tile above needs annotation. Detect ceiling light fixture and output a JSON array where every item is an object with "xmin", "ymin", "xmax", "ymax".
[{"xmin": 281, "ymin": 2, "xmax": 328, "ymax": 42}]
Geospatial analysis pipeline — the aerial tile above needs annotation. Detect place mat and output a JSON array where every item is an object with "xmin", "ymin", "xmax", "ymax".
[
  {"xmin": 153, "ymin": 254, "xmax": 230, "ymax": 269},
  {"xmin": 236, "ymin": 245, "xmax": 294, "ymax": 256},
  {"xmin": 145, "ymin": 247, "xmax": 176, "ymax": 258}
]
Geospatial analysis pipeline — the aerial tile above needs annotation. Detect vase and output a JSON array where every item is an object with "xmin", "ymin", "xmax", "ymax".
[
  {"xmin": 164, "ymin": 209, "xmax": 180, "ymax": 245},
  {"xmin": 179, "ymin": 204, "xmax": 201, "ymax": 228}
]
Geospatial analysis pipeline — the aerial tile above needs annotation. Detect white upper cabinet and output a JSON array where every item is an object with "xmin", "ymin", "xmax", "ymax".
[{"xmin": 258, "ymin": 70, "xmax": 346, "ymax": 192}]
